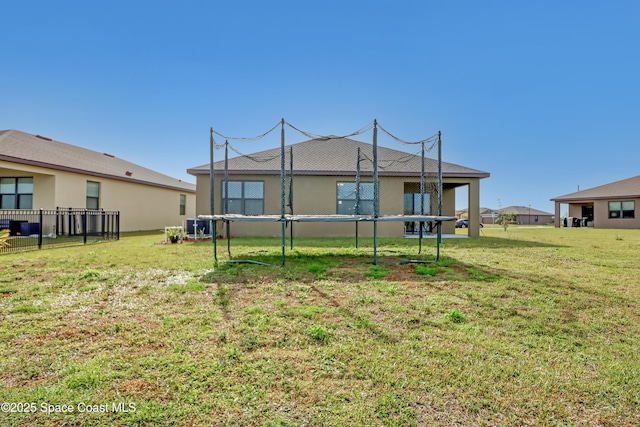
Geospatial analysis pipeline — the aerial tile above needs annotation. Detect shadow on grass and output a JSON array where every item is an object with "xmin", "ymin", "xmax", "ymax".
[
  {"xmin": 206, "ymin": 235, "xmax": 564, "ymax": 257},
  {"xmin": 440, "ymin": 236, "xmax": 566, "ymax": 249},
  {"xmin": 199, "ymin": 235, "xmax": 563, "ymax": 281},
  {"xmin": 197, "ymin": 235, "xmax": 574, "ymax": 318},
  {"xmin": 199, "ymin": 234, "xmax": 623, "ymax": 351},
  {"xmin": 200, "ymin": 250, "xmax": 505, "ymax": 288}
]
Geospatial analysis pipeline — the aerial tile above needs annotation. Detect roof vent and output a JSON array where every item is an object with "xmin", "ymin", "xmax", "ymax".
[
  {"xmin": 35, "ymin": 135, "xmax": 52, "ymax": 141},
  {"xmin": 125, "ymin": 171, "xmax": 133, "ymax": 176},
  {"xmin": 103, "ymin": 153, "xmax": 115, "ymax": 158}
]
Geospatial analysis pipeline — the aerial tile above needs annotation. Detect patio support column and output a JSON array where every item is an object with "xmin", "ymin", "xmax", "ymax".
[
  {"xmin": 468, "ymin": 179, "xmax": 480, "ymax": 238},
  {"xmin": 554, "ymin": 202, "xmax": 561, "ymax": 228}
]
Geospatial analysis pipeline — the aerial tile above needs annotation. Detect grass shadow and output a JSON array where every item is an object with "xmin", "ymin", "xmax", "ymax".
[{"xmin": 440, "ymin": 235, "xmax": 567, "ymax": 249}]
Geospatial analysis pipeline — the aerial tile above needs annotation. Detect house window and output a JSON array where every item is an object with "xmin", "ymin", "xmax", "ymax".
[
  {"xmin": 0, "ymin": 177, "xmax": 33, "ymax": 209},
  {"xmin": 86, "ymin": 181, "xmax": 100, "ymax": 210},
  {"xmin": 222, "ymin": 181, "xmax": 264, "ymax": 215},
  {"xmin": 336, "ymin": 182, "xmax": 374, "ymax": 215},
  {"xmin": 404, "ymin": 193, "xmax": 431, "ymax": 215},
  {"xmin": 608, "ymin": 201, "xmax": 635, "ymax": 219},
  {"xmin": 179, "ymin": 194, "xmax": 186, "ymax": 215}
]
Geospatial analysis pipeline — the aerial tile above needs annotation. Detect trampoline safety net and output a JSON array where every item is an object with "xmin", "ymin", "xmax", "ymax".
[{"xmin": 199, "ymin": 119, "xmax": 455, "ymax": 265}]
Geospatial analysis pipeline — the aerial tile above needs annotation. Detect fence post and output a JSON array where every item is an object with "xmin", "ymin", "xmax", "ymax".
[
  {"xmin": 116, "ymin": 211, "xmax": 120, "ymax": 240},
  {"xmin": 83, "ymin": 210, "xmax": 87, "ymax": 244},
  {"xmin": 68, "ymin": 207, "xmax": 73, "ymax": 237},
  {"xmin": 38, "ymin": 209, "xmax": 43, "ymax": 249}
]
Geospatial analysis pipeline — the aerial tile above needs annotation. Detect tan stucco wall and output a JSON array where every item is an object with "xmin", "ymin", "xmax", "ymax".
[
  {"xmin": 516, "ymin": 214, "xmax": 554, "ymax": 225},
  {"xmin": 555, "ymin": 199, "xmax": 640, "ymax": 229},
  {"xmin": 442, "ymin": 186, "xmax": 456, "ymax": 235},
  {"xmin": 1, "ymin": 161, "xmax": 195, "ymax": 232},
  {"xmin": 594, "ymin": 199, "xmax": 640, "ymax": 229},
  {"xmin": 567, "ymin": 204, "xmax": 584, "ymax": 219},
  {"xmin": 194, "ymin": 173, "xmax": 464, "ymax": 237},
  {"xmin": 0, "ymin": 164, "xmax": 56, "ymax": 208},
  {"xmin": 446, "ymin": 177, "xmax": 481, "ymax": 237}
]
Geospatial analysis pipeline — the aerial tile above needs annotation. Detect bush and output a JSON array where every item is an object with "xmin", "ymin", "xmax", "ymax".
[{"xmin": 0, "ymin": 229, "xmax": 10, "ymax": 249}]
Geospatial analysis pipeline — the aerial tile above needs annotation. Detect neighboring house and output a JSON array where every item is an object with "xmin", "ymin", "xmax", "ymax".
[
  {"xmin": 457, "ymin": 206, "xmax": 553, "ymax": 225},
  {"xmin": 479, "ymin": 208, "xmax": 499, "ymax": 225},
  {"xmin": 551, "ymin": 176, "xmax": 640, "ymax": 229},
  {"xmin": 457, "ymin": 207, "xmax": 492, "ymax": 223},
  {"xmin": 187, "ymin": 136, "xmax": 490, "ymax": 237},
  {"xmin": 496, "ymin": 206, "xmax": 554, "ymax": 225},
  {"xmin": 0, "ymin": 130, "xmax": 196, "ymax": 232}
]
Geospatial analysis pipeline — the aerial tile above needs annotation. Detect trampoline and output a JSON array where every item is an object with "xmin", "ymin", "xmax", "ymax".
[{"xmin": 199, "ymin": 119, "xmax": 455, "ymax": 266}]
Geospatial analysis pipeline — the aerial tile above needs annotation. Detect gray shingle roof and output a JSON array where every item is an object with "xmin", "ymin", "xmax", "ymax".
[
  {"xmin": 459, "ymin": 206, "xmax": 553, "ymax": 215},
  {"xmin": 187, "ymin": 136, "xmax": 489, "ymax": 178},
  {"xmin": 0, "ymin": 130, "xmax": 195, "ymax": 192},
  {"xmin": 458, "ymin": 207, "xmax": 498, "ymax": 215},
  {"xmin": 551, "ymin": 175, "xmax": 640, "ymax": 202},
  {"xmin": 500, "ymin": 205, "xmax": 554, "ymax": 216}
]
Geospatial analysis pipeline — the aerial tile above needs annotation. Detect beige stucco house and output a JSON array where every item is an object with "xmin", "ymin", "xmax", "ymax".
[
  {"xmin": 495, "ymin": 205, "xmax": 554, "ymax": 225},
  {"xmin": 187, "ymin": 137, "xmax": 489, "ymax": 237},
  {"xmin": 0, "ymin": 130, "xmax": 195, "ymax": 232},
  {"xmin": 551, "ymin": 175, "xmax": 640, "ymax": 229},
  {"xmin": 456, "ymin": 207, "xmax": 492, "ymax": 222}
]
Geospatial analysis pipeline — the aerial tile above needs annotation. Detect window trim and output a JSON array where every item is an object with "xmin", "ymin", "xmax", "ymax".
[
  {"xmin": 0, "ymin": 177, "xmax": 34, "ymax": 209},
  {"xmin": 336, "ymin": 181, "xmax": 375, "ymax": 215},
  {"xmin": 86, "ymin": 181, "xmax": 100, "ymax": 210},
  {"xmin": 221, "ymin": 180, "xmax": 265, "ymax": 215},
  {"xmin": 179, "ymin": 194, "xmax": 186, "ymax": 216},
  {"xmin": 608, "ymin": 200, "xmax": 635, "ymax": 219},
  {"xmin": 404, "ymin": 192, "xmax": 432, "ymax": 215}
]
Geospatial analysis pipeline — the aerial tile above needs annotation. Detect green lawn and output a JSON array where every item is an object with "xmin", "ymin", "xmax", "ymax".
[{"xmin": 1, "ymin": 228, "xmax": 638, "ymax": 426}]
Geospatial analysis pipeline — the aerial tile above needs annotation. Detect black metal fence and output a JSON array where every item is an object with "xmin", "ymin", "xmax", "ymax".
[{"xmin": 0, "ymin": 208, "xmax": 120, "ymax": 254}]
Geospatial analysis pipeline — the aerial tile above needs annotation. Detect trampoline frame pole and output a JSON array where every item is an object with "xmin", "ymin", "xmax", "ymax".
[
  {"xmin": 437, "ymin": 131, "xmax": 442, "ymax": 261},
  {"xmin": 209, "ymin": 128, "xmax": 218, "ymax": 262},
  {"xmin": 373, "ymin": 119, "xmax": 379, "ymax": 265},
  {"xmin": 289, "ymin": 146, "xmax": 294, "ymax": 250},
  {"xmin": 419, "ymin": 141, "xmax": 425, "ymax": 254},
  {"xmin": 280, "ymin": 119, "xmax": 286, "ymax": 266},
  {"xmin": 355, "ymin": 147, "xmax": 361, "ymax": 249},
  {"xmin": 224, "ymin": 140, "xmax": 231, "ymax": 258}
]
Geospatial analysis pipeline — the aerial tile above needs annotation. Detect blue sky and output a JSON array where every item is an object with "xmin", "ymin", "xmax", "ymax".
[{"xmin": 2, "ymin": 1, "xmax": 639, "ymax": 214}]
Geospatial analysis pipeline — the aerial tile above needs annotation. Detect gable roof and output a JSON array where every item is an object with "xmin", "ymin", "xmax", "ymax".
[
  {"xmin": 551, "ymin": 175, "xmax": 640, "ymax": 202},
  {"xmin": 187, "ymin": 136, "xmax": 489, "ymax": 178},
  {"xmin": 0, "ymin": 130, "xmax": 195, "ymax": 192},
  {"xmin": 457, "ymin": 207, "xmax": 493, "ymax": 215},
  {"xmin": 458, "ymin": 206, "xmax": 553, "ymax": 216},
  {"xmin": 500, "ymin": 205, "xmax": 554, "ymax": 216}
]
